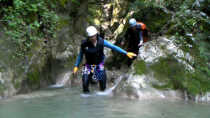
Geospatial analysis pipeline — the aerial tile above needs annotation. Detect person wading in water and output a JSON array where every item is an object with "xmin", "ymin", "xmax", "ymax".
[{"xmin": 73, "ymin": 26, "xmax": 137, "ymax": 93}]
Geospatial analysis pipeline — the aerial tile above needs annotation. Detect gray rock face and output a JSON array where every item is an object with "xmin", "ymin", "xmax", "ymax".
[
  {"xmin": 112, "ymin": 36, "xmax": 210, "ymax": 102},
  {"xmin": 119, "ymin": 73, "xmax": 184, "ymax": 100},
  {"xmin": 107, "ymin": 36, "xmax": 202, "ymax": 101},
  {"xmin": 139, "ymin": 37, "xmax": 193, "ymax": 71},
  {"xmin": 195, "ymin": 93, "xmax": 210, "ymax": 103},
  {"xmin": 0, "ymin": 70, "xmax": 17, "ymax": 98}
]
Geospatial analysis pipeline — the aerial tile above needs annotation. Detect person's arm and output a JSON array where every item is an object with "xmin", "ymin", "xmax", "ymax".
[
  {"xmin": 104, "ymin": 40, "xmax": 127, "ymax": 55},
  {"xmin": 73, "ymin": 48, "xmax": 83, "ymax": 74},
  {"xmin": 74, "ymin": 48, "xmax": 83, "ymax": 67},
  {"xmin": 136, "ymin": 23, "xmax": 145, "ymax": 47},
  {"xmin": 138, "ymin": 31, "xmax": 143, "ymax": 47},
  {"xmin": 104, "ymin": 40, "xmax": 137, "ymax": 59}
]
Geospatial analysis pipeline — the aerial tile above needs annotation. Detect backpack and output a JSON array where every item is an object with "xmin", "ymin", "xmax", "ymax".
[{"xmin": 137, "ymin": 22, "xmax": 149, "ymax": 43}]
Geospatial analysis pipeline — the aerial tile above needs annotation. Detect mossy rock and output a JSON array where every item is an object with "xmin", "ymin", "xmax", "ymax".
[
  {"xmin": 134, "ymin": 60, "xmax": 147, "ymax": 75},
  {"xmin": 27, "ymin": 68, "xmax": 41, "ymax": 87},
  {"xmin": 0, "ymin": 84, "xmax": 5, "ymax": 96},
  {"xmin": 150, "ymin": 56, "xmax": 187, "ymax": 89},
  {"xmin": 150, "ymin": 56, "xmax": 210, "ymax": 95}
]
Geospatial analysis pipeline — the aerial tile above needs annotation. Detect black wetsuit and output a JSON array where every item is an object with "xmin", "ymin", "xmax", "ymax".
[
  {"xmin": 80, "ymin": 36, "xmax": 106, "ymax": 93},
  {"xmin": 124, "ymin": 24, "xmax": 143, "ymax": 66}
]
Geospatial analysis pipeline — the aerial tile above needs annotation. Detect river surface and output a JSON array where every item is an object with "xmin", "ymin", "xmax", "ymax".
[{"xmin": 0, "ymin": 88, "xmax": 210, "ymax": 118}]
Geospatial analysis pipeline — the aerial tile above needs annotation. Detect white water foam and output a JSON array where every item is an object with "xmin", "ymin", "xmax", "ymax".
[
  {"xmin": 49, "ymin": 71, "xmax": 72, "ymax": 88},
  {"xmin": 96, "ymin": 75, "xmax": 124, "ymax": 96},
  {"xmin": 80, "ymin": 93, "xmax": 94, "ymax": 98}
]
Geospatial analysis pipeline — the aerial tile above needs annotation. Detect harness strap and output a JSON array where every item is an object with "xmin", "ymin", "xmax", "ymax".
[{"xmin": 82, "ymin": 62, "xmax": 105, "ymax": 81}]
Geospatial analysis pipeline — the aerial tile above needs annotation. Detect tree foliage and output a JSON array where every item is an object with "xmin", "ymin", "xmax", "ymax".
[{"xmin": 0, "ymin": 0, "xmax": 59, "ymax": 57}]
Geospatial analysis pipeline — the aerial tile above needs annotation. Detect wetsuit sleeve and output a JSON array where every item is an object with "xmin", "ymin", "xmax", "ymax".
[
  {"xmin": 74, "ymin": 48, "xmax": 83, "ymax": 67},
  {"xmin": 137, "ymin": 24, "xmax": 143, "ymax": 45},
  {"xmin": 104, "ymin": 40, "xmax": 127, "ymax": 55}
]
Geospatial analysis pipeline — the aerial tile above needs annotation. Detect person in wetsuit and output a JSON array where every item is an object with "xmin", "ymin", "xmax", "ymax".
[
  {"xmin": 122, "ymin": 18, "xmax": 148, "ymax": 67},
  {"xmin": 73, "ymin": 26, "xmax": 136, "ymax": 93}
]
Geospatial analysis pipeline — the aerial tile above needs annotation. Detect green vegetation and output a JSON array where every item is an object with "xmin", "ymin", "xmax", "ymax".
[
  {"xmin": 130, "ymin": 0, "xmax": 171, "ymax": 32},
  {"xmin": 88, "ymin": 4, "xmax": 102, "ymax": 24},
  {"xmin": 27, "ymin": 67, "xmax": 41, "ymax": 87},
  {"xmin": 0, "ymin": 0, "xmax": 59, "ymax": 58},
  {"xmin": 0, "ymin": 81, "xmax": 6, "ymax": 95}
]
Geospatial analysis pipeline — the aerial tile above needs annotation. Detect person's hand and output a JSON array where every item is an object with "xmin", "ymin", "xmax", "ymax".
[
  {"xmin": 138, "ymin": 43, "xmax": 143, "ymax": 47},
  {"xmin": 126, "ymin": 52, "xmax": 137, "ymax": 59},
  {"xmin": 73, "ymin": 67, "xmax": 78, "ymax": 74},
  {"xmin": 121, "ymin": 41, "xmax": 125, "ymax": 46},
  {"xmin": 138, "ymin": 40, "xmax": 143, "ymax": 47}
]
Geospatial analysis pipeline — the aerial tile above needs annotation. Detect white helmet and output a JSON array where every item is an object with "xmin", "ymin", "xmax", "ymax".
[
  {"xmin": 86, "ymin": 26, "xmax": 98, "ymax": 37},
  {"xmin": 129, "ymin": 18, "xmax": 136, "ymax": 27}
]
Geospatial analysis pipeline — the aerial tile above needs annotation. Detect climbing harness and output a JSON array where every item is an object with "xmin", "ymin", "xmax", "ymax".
[{"xmin": 82, "ymin": 63, "xmax": 105, "ymax": 81}]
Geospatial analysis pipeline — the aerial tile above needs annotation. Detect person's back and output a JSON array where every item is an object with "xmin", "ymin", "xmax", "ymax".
[
  {"xmin": 126, "ymin": 20, "xmax": 147, "ymax": 49},
  {"xmin": 125, "ymin": 24, "xmax": 142, "ymax": 53}
]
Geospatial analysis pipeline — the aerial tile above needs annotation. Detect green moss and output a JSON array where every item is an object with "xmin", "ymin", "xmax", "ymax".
[
  {"xmin": 26, "ymin": 55, "xmax": 47, "ymax": 87},
  {"xmin": 150, "ymin": 56, "xmax": 210, "ymax": 95},
  {"xmin": 150, "ymin": 56, "xmax": 186, "ymax": 87},
  {"xmin": 58, "ymin": 0, "xmax": 69, "ymax": 7},
  {"xmin": 58, "ymin": 18, "xmax": 69, "ymax": 29},
  {"xmin": 134, "ymin": 60, "xmax": 147, "ymax": 75},
  {"xmin": 0, "ymin": 66, "xmax": 3, "ymax": 72},
  {"xmin": 164, "ymin": 0, "xmax": 184, "ymax": 11},
  {"xmin": 27, "ymin": 68, "xmax": 41, "ymax": 86},
  {"xmin": 0, "ymin": 83, "xmax": 6, "ymax": 95},
  {"xmin": 0, "ymin": 86, "xmax": 4, "ymax": 93},
  {"xmin": 13, "ymin": 79, "xmax": 21, "ymax": 89},
  {"xmin": 87, "ymin": 4, "xmax": 103, "ymax": 25},
  {"xmin": 88, "ymin": 5, "xmax": 102, "ymax": 18}
]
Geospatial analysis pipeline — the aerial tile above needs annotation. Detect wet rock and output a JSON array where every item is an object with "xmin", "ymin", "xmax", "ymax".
[
  {"xmin": 195, "ymin": 92, "xmax": 210, "ymax": 103},
  {"xmin": 139, "ymin": 36, "xmax": 194, "ymax": 71},
  {"xmin": 121, "ymin": 73, "xmax": 184, "ymax": 100}
]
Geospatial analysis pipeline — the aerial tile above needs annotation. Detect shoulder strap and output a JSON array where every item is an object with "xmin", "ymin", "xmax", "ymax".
[
  {"xmin": 97, "ymin": 36, "xmax": 104, "ymax": 47},
  {"xmin": 81, "ymin": 39, "xmax": 88, "ymax": 51}
]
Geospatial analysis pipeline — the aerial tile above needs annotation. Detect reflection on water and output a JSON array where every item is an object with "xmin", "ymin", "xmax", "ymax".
[{"xmin": 0, "ymin": 88, "xmax": 210, "ymax": 118}]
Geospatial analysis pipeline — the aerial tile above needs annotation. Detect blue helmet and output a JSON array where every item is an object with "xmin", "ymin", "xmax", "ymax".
[{"xmin": 129, "ymin": 18, "xmax": 136, "ymax": 27}]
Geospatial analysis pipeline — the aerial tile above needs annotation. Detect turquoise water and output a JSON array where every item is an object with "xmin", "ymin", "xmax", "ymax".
[{"xmin": 0, "ymin": 89, "xmax": 210, "ymax": 118}]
